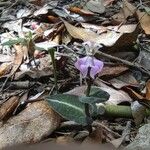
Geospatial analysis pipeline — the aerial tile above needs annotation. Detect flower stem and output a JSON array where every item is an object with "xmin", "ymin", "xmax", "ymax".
[
  {"xmin": 48, "ymin": 48, "xmax": 58, "ymax": 93},
  {"xmin": 85, "ymin": 77, "xmax": 93, "ymax": 133}
]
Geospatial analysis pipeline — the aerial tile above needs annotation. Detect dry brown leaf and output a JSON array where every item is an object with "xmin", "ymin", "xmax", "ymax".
[
  {"xmin": 10, "ymin": 45, "xmax": 24, "ymax": 77},
  {"xmin": 0, "ymin": 63, "xmax": 12, "ymax": 77},
  {"xmin": 122, "ymin": 0, "xmax": 136, "ymax": 18},
  {"xmin": 146, "ymin": 80, "xmax": 150, "ymax": 100},
  {"xmin": 103, "ymin": 0, "xmax": 115, "ymax": 6},
  {"xmin": 56, "ymin": 136, "xmax": 75, "ymax": 144},
  {"xmin": 62, "ymin": 19, "xmax": 100, "ymax": 43},
  {"xmin": 68, "ymin": 7, "xmax": 94, "ymax": 16},
  {"xmin": 100, "ymin": 65, "xmax": 128, "ymax": 77},
  {"xmin": 112, "ymin": 0, "xmax": 136, "ymax": 23},
  {"xmin": 0, "ymin": 96, "xmax": 19, "ymax": 120},
  {"xmin": 82, "ymin": 126, "xmax": 103, "ymax": 144},
  {"xmin": 47, "ymin": 15, "xmax": 60, "ymax": 23},
  {"xmin": 136, "ymin": 11, "xmax": 150, "ymax": 35},
  {"xmin": 63, "ymin": 19, "xmax": 137, "ymax": 47},
  {"xmin": 0, "ymin": 101, "xmax": 61, "ymax": 149}
]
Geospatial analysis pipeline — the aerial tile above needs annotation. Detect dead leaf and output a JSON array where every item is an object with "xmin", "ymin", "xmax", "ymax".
[
  {"xmin": 112, "ymin": 0, "xmax": 136, "ymax": 23},
  {"xmin": 146, "ymin": 80, "xmax": 150, "ymax": 100},
  {"xmin": 56, "ymin": 136, "xmax": 75, "ymax": 144},
  {"xmin": 68, "ymin": 7, "xmax": 94, "ymax": 16},
  {"xmin": 103, "ymin": 0, "xmax": 115, "ymax": 6},
  {"xmin": 131, "ymin": 101, "xmax": 146, "ymax": 125},
  {"xmin": 0, "ymin": 96, "xmax": 20, "ymax": 121},
  {"xmin": 100, "ymin": 65, "xmax": 128, "ymax": 78},
  {"xmin": 83, "ymin": 126, "xmax": 103, "ymax": 144},
  {"xmin": 10, "ymin": 45, "xmax": 24, "ymax": 77},
  {"xmin": 83, "ymin": 0, "xmax": 105, "ymax": 14},
  {"xmin": 110, "ymin": 121, "xmax": 131, "ymax": 148},
  {"xmin": 47, "ymin": 15, "xmax": 60, "ymax": 23},
  {"xmin": 109, "ymin": 72, "xmax": 139, "ymax": 89},
  {"xmin": 0, "ymin": 63, "xmax": 12, "ymax": 77},
  {"xmin": 97, "ymin": 81, "xmax": 133, "ymax": 105},
  {"xmin": 63, "ymin": 19, "xmax": 137, "ymax": 47},
  {"xmin": 67, "ymin": 83, "xmax": 132, "ymax": 105},
  {"xmin": 136, "ymin": 11, "xmax": 150, "ymax": 35},
  {"xmin": 0, "ymin": 101, "xmax": 61, "ymax": 149},
  {"xmin": 62, "ymin": 19, "xmax": 100, "ymax": 44}
]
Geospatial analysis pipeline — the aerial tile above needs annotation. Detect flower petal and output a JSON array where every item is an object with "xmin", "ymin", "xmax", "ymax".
[
  {"xmin": 74, "ymin": 56, "xmax": 88, "ymax": 70},
  {"xmin": 90, "ymin": 59, "xmax": 104, "ymax": 78},
  {"xmin": 80, "ymin": 65, "xmax": 88, "ymax": 78},
  {"xmin": 93, "ymin": 58, "xmax": 104, "ymax": 70},
  {"xmin": 90, "ymin": 66, "xmax": 100, "ymax": 79}
]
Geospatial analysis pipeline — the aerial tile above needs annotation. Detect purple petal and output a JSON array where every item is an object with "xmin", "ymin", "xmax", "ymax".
[
  {"xmin": 74, "ymin": 56, "xmax": 88, "ymax": 70},
  {"xmin": 93, "ymin": 58, "xmax": 104, "ymax": 70},
  {"xmin": 90, "ymin": 59, "xmax": 104, "ymax": 78},
  {"xmin": 80, "ymin": 65, "xmax": 88, "ymax": 78}
]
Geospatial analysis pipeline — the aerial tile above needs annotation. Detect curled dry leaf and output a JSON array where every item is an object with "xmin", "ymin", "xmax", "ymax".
[
  {"xmin": 0, "ymin": 101, "xmax": 61, "ymax": 149},
  {"xmin": 68, "ymin": 7, "xmax": 94, "ymax": 16},
  {"xmin": 63, "ymin": 19, "xmax": 137, "ymax": 47}
]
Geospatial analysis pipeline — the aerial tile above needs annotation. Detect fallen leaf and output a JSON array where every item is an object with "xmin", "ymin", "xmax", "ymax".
[
  {"xmin": 67, "ymin": 83, "xmax": 132, "ymax": 105},
  {"xmin": 9, "ymin": 45, "xmax": 24, "ymax": 77},
  {"xmin": 131, "ymin": 101, "xmax": 146, "ymax": 125},
  {"xmin": 84, "ymin": 0, "xmax": 105, "ymax": 14},
  {"xmin": 0, "ymin": 101, "xmax": 61, "ymax": 149},
  {"xmin": 136, "ymin": 11, "xmax": 150, "ymax": 35},
  {"xmin": 62, "ymin": 19, "xmax": 100, "ymax": 44},
  {"xmin": 112, "ymin": 0, "xmax": 136, "ymax": 23},
  {"xmin": 0, "ymin": 96, "xmax": 20, "ymax": 120},
  {"xmin": 63, "ymin": 19, "xmax": 137, "ymax": 47},
  {"xmin": 83, "ymin": 126, "xmax": 103, "ymax": 144},
  {"xmin": 56, "ymin": 136, "xmax": 75, "ymax": 144},
  {"xmin": 100, "ymin": 65, "xmax": 129, "ymax": 78},
  {"xmin": 103, "ymin": 0, "xmax": 115, "ymax": 6},
  {"xmin": 68, "ymin": 7, "xmax": 94, "ymax": 16},
  {"xmin": 0, "ymin": 63, "xmax": 12, "ymax": 77},
  {"xmin": 146, "ymin": 80, "xmax": 150, "ymax": 100}
]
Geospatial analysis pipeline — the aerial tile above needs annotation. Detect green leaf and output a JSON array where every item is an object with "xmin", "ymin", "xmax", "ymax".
[
  {"xmin": 79, "ymin": 96, "xmax": 102, "ymax": 104},
  {"xmin": 84, "ymin": 86, "xmax": 110, "ymax": 103},
  {"xmin": 46, "ymin": 94, "xmax": 87, "ymax": 125},
  {"xmin": 2, "ymin": 38, "xmax": 26, "ymax": 46}
]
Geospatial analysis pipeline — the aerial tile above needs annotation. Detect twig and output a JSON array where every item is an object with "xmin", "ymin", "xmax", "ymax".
[{"xmin": 96, "ymin": 51, "xmax": 150, "ymax": 76}]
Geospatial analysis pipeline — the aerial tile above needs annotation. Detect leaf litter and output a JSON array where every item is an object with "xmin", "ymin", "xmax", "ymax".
[{"xmin": 0, "ymin": 0, "xmax": 150, "ymax": 149}]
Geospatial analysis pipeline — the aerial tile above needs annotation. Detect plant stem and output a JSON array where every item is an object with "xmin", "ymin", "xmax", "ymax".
[
  {"xmin": 48, "ymin": 48, "xmax": 58, "ymax": 93},
  {"xmin": 85, "ymin": 77, "xmax": 93, "ymax": 133}
]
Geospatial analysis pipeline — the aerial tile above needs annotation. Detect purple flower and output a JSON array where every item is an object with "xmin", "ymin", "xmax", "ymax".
[{"xmin": 75, "ymin": 56, "xmax": 104, "ymax": 79}]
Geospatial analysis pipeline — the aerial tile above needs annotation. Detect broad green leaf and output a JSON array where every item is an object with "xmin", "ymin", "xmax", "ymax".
[
  {"xmin": 2, "ymin": 38, "xmax": 26, "ymax": 46},
  {"xmin": 79, "ymin": 96, "xmax": 103, "ymax": 104},
  {"xmin": 84, "ymin": 86, "xmax": 110, "ymax": 103},
  {"xmin": 46, "ymin": 94, "xmax": 87, "ymax": 125}
]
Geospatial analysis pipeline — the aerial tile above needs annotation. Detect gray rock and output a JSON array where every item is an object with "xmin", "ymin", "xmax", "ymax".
[{"xmin": 125, "ymin": 124, "xmax": 150, "ymax": 150}]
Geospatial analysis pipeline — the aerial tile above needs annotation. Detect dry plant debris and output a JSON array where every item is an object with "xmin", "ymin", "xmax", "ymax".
[{"xmin": 0, "ymin": 0, "xmax": 150, "ymax": 149}]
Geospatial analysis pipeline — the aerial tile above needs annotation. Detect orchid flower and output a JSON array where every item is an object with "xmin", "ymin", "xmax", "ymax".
[{"xmin": 75, "ymin": 56, "xmax": 104, "ymax": 79}]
